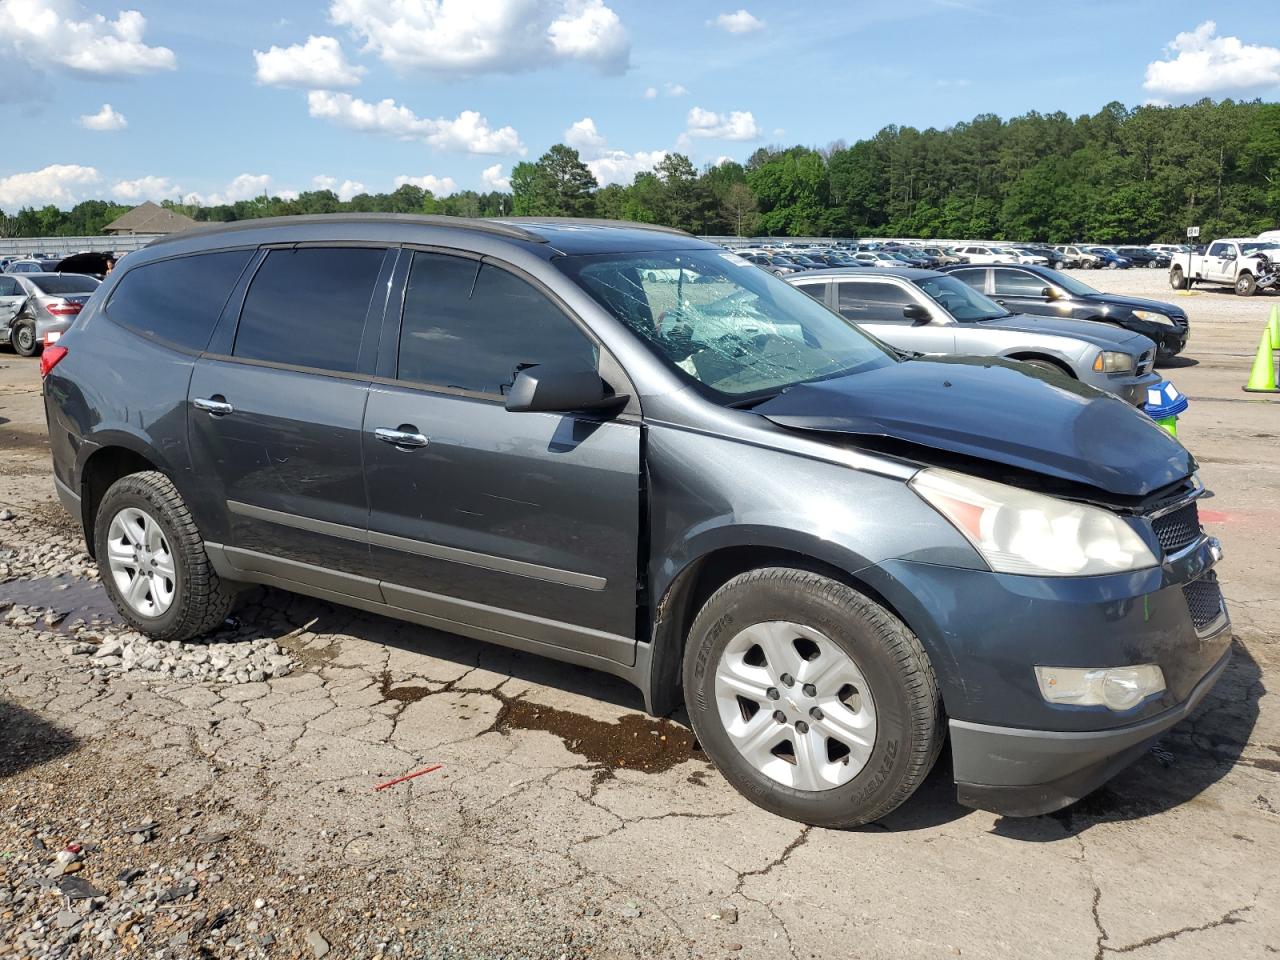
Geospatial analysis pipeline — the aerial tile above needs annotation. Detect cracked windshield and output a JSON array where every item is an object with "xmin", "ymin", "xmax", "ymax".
[{"xmin": 560, "ymin": 250, "xmax": 895, "ymax": 399}]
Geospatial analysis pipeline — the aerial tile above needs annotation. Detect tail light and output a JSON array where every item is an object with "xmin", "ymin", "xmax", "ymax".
[
  {"xmin": 40, "ymin": 343, "xmax": 68, "ymax": 378},
  {"xmin": 45, "ymin": 300, "xmax": 82, "ymax": 317}
]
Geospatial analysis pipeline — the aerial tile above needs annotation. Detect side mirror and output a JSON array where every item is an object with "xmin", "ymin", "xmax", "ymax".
[
  {"xmin": 1041, "ymin": 286, "xmax": 1057, "ymax": 300},
  {"xmin": 505, "ymin": 364, "xmax": 627, "ymax": 415},
  {"xmin": 902, "ymin": 303, "xmax": 931, "ymax": 324}
]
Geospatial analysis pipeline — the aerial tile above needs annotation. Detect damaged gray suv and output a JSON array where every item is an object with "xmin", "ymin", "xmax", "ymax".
[{"xmin": 43, "ymin": 215, "xmax": 1229, "ymax": 826}]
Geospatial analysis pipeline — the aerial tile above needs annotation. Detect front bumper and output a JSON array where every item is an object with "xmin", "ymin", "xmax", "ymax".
[
  {"xmin": 951, "ymin": 647, "xmax": 1230, "ymax": 816},
  {"xmin": 1104, "ymin": 370, "xmax": 1162, "ymax": 406}
]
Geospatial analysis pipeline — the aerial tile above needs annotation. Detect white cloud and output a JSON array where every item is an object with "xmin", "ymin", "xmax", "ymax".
[
  {"xmin": 312, "ymin": 174, "xmax": 365, "ymax": 199},
  {"xmin": 665, "ymin": 82, "xmax": 687, "ymax": 97},
  {"xmin": 307, "ymin": 90, "xmax": 525, "ymax": 154},
  {"xmin": 565, "ymin": 117, "xmax": 607, "ymax": 152},
  {"xmin": 183, "ymin": 173, "xmax": 275, "ymax": 206},
  {"xmin": 394, "ymin": 173, "xmax": 458, "ymax": 195},
  {"xmin": 481, "ymin": 163, "xmax": 511, "ymax": 191},
  {"xmin": 0, "ymin": 0, "xmax": 175, "ymax": 76},
  {"xmin": 111, "ymin": 175, "xmax": 179, "ymax": 202},
  {"xmin": 0, "ymin": 163, "xmax": 100, "ymax": 208},
  {"xmin": 710, "ymin": 9, "xmax": 763, "ymax": 34},
  {"xmin": 643, "ymin": 86, "xmax": 657, "ymax": 99},
  {"xmin": 79, "ymin": 103, "xmax": 127, "ymax": 131},
  {"xmin": 330, "ymin": 0, "xmax": 629, "ymax": 75},
  {"xmin": 254, "ymin": 35, "xmax": 365, "ymax": 88},
  {"xmin": 685, "ymin": 106, "xmax": 761, "ymax": 141},
  {"xmin": 1144, "ymin": 21, "xmax": 1280, "ymax": 96},
  {"xmin": 587, "ymin": 148, "xmax": 667, "ymax": 186}
]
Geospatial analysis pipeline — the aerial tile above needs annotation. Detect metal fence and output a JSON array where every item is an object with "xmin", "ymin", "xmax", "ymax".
[{"xmin": 0, "ymin": 235, "xmax": 162, "ymax": 258}]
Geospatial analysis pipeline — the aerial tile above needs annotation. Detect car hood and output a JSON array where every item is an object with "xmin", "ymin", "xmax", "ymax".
[
  {"xmin": 756, "ymin": 356, "xmax": 1193, "ymax": 496},
  {"xmin": 979, "ymin": 313, "xmax": 1148, "ymax": 347},
  {"xmin": 1081, "ymin": 292, "xmax": 1186, "ymax": 319}
]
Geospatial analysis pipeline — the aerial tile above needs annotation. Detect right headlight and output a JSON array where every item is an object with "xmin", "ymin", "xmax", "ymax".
[
  {"xmin": 1131, "ymin": 310, "xmax": 1175, "ymax": 326},
  {"xmin": 910, "ymin": 467, "xmax": 1158, "ymax": 576},
  {"xmin": 1093, "ymin": 350, "xmax": 1134, "ymax": 374}
]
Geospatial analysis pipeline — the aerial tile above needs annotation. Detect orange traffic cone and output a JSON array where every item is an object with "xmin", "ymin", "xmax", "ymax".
[{"xmin": 1243, "ymin": 324, "xmax": 1279, "ymax": 393}]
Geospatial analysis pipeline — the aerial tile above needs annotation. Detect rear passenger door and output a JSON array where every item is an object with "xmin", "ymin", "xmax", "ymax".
[
  {"xmin": 835, "ymin": 280, "xmax": 955, "ymax": 354},
  {"xmin": 0, "ymin": 276, "xmax": 27, "ymax": 325},
  {"xmin": 187, "ymin": 245, "xmax": 394, "ymax": 593},
  {"xmin": 363, "ymin": 251, "xmax": 640, "ymax": 664}
]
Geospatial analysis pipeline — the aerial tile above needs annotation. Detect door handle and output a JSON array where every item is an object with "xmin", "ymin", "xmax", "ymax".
[
  {"xmin": 375, "ymin": 427, "xmax": 429, "ymax": 449},
  {"xmin": 193, "ymin": 397, "xmax": 234, "ymax": 416}
]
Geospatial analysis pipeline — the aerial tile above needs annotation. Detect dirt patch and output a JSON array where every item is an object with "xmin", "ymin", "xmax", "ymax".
[{"xmin": 0, "ymin": 427, "xmax": 50, "ymax": 456}]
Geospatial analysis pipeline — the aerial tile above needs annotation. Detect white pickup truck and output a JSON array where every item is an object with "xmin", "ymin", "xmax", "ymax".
[{"xmin": 1169, "ymin": 237, "xmax": 1280, "ymax": 296}]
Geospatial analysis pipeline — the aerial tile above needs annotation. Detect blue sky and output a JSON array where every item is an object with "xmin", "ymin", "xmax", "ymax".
[{"xmin": 1, "ymin": 0, "xmax": 1278, "ymax": 211}]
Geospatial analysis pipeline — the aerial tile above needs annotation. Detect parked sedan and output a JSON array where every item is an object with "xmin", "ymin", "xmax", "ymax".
[
  {"xmin": 741, "ymin": 253, "xmax": 804, "ymax": 278},
  {"xmin": 1086, "ymin": 247, "xmax": 1133, "ymax": 270},
  {"xmin": 851, "ymin": 251, "xmax": 906, "ymax": 269},
  {"xmin": 951, "ymin": 245, "xmax": 1017, "ymax": 265},
  {"xmin": 1, "ymin": 273, "xmax": 100, "ymax": 356},
  {"xmin": 1115, "ymin": 247, "xmax": 1170, "ymax": 270},
  {"xmin": 1053, "ymin": 245, "xmax": 1101, "ymax": 269},
  {"xmin": 939, "ymin": 263, "xmax": 1189, "ymax": 360},
  {"xmin": 788, "ymin": 268, "xmax": 1159, "ymax": 405},
  {"xmin": 5, "ymin": 259, "xmax": 62, "ymax": 274},
  {"xmin": 997, "ymin": 247, "xmax": 1049, "ymax": 266}
]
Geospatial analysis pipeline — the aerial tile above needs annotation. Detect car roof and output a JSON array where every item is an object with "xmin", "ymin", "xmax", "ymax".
[
  {"xmin": 143, "ymin": 213, "xmax": 713, "ymax": 258},
  {"xmin": 789, "ymin": 267, "xmax": 943, "ymax": 281}
]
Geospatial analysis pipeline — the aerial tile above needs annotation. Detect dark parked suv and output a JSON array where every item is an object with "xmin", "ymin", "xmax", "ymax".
[
  {"xmin": 941, "ymin": 263, "xmax": 1190, "ymax": 359},
  {"xmin": 43, "ymin": 215, "xmax": 1229, "ymax": 826}
]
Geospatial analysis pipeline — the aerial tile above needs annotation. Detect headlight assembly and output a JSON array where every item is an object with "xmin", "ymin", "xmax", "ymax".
[
  {"xmin": 1093, "ymin": 350, "xmax": 1134, "ymax": 374},
  {"xmin": 1132, "ymin": 310, "xmax": 1175, "ymax": 326},
  {"xmin": 910, "ymin": 468, "xmax": 1158, "ymax": 576}
]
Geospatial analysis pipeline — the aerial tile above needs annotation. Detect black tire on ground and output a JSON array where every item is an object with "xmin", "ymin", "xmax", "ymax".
[
  {"xmin": 1169, "ymin": 267, "xmax": 1187, "ymax": 290},
  {"xmin": 682, "ymin": 567, "xmax": 943, "ymax": 828},
  {"xmin": 11, "ymin": 320, "xmax": 38, "ymax": 357},
  {"xmin": 1147, "ymin": 260, "xmax": 1160, "ymax": 269},
  {"xmin": 1235, "ymin": 273, "xmax": 1257, "ymax": 297},
  {"xmin": 1107, "ymin": 261, "xmax": 1120, "ymax": 270},
  {"xmin": 93, "ymin": 470, "xmax": 236, "ymax": 641}
]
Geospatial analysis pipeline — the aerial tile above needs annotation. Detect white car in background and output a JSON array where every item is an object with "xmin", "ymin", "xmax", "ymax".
[
  {"xmin": 952, "ymin": 245, "xmax": 1017, "ymax": 265},
  {"xmin": 999, "ymin": 247, "xmax": 1050, "ymax": 265},
  {"xmin": 852, "ymin": 251, "xmax": 907, "ymax": 269}
]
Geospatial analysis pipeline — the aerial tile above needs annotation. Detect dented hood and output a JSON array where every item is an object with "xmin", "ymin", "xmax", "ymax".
[{"xmin": 756, "ymin": 356, "xmax": 1194, "ymax": 497}]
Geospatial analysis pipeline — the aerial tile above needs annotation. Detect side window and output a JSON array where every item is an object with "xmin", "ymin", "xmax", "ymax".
[
  {"xmin": 1207, "ymin": 242, "xmax": 1227, "ymax": 257},
  {"xmin": 837, "ymin": 281, "xmax": 913, "ymax": 323},
  {"xmin": 233, "ymin": 247, "xmax": 385, "ymax": 373},
  {"xmin": 0, "ymin": 277, "xmax": 21, "ymax": 296},
  {"xmin": 991, "ymin": 269, "xmax": 1048, "ymax": 297},
  {"xmin": 397, "ymin": 254, "xmax": 597, "ymax": 395},
  {"xmin": 795, "ymin": 281, "xmax": 827, "ymax": 302},
  {"xmin": 949, "ymin": 268, "xmax": 987, "ymax": 291},
  {"xmin": 106, "ymin": 250, "xmax": 254, "ymax": 352}
]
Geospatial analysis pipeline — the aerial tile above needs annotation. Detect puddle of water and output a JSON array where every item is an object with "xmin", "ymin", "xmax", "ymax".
[{"xmin": 0, "ymin": 574, "xmax": 121, "ymax": 633}]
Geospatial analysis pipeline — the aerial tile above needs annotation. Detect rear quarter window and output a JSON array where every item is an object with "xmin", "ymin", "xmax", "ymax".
[{"xmin": 107, "ymin": 250, "xmax": 254, "ymax": 352}]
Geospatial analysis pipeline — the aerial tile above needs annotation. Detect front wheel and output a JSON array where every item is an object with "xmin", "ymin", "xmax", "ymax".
[
  {"xmin": 1170, "ymin": 268, "xmax": 1187, "ymax": 290},
  {"xmin": 1147, "ymin": 260, "xmax": 1160, "ymax": 269},
  {"xmin": 1235, "ymin": 273, "xmax": 1257, "ymax": 297},
  {"xmin": 11, "ymin": 320, "xmax": 38, "ymax": 357},
  {"xmin": 683, "ymin": 568, "xmax": 942, "ymax": 828},
  {"xmin": 94, "ymin": 471, "xmax": 237, "ymax": 641}
]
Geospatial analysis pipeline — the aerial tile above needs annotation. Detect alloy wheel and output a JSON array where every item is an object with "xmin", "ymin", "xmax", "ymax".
[
  {"xmin": 106, "ymin": 506, "xmax": 177, "ymax": 617},
  {"xmin": 714, "ymin": 620, "xmax": 877, "ymax": 792}
]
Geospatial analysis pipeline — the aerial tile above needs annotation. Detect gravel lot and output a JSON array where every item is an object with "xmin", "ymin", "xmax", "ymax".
[{"xmin": 1, "ymin": 270, "xmax": 1278, "ymax": 959}]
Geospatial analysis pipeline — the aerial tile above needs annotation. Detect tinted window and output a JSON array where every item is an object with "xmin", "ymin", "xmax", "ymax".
[
  {"xmin": 838, "ymin": 281, "xmax": 915, "ymax": 323},
  {"xmin": 0, "ymin": 276, "xmax": 22, "ymax": 296},
  {"xmin": 948, "ymin": 268, "xmax": 987, "ymax": 291},
  {"xmin": 30, "ymin": 275, "xmax": 99, "ymax": 296},
  {"xmin": 795, "ymin": 281, "xmax": 828, "ymax": 302},
  {"xmin": 991, "ymin": 269, "xmax": 1049, "ymax": 297},
  {"xmin": 109, "ymin": 250, "xmax": 253, "ymax": 352},
  {"xmin": 398, "ymin": 254, "xmax": 597, "ymax": 394},
  {"xmin": 234, "ymin": 247, "xmax": 384, "ymax": 372}
]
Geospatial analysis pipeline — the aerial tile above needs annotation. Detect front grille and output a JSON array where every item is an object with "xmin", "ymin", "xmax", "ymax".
[
  {"xmin": 1182, "ymin": 571, "xmax": 1224, "ymax": 631},
  {"xmin": 1152, "ymin": 501, "xmax": 1201, "ymax": 554}
]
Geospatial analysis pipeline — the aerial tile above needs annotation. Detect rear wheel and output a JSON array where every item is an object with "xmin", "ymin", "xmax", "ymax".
[
  {"xmin": 683, "ymin": 568, "xmax": 943, "ymax": 827},
  {"xmin": 1147, "ymin": 260, "xmax": 1160, "ymax": 269},
  {"xmin": 11, "ymin": 320, "xmax": 38, "ymax": 357},
  {"xmin": 94, "ymin": 471, "xmax": 236, "ymax": 641},
  {"xmin": 1170, "ymin": 267, "xmax": 1187, "ymax": 290},
  {"xmin": 1235, "ymin": 273, "xmax": 1257, "ymax": 297}
]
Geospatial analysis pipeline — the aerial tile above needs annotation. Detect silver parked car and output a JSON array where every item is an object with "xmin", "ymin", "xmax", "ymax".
[
  {"xmin": 1, "ymin": 273, "xmax": 100, "ymax": 356},
  {"xmin": 788, "ymin": 268, "xmax": 1159, "ymax": 405}
]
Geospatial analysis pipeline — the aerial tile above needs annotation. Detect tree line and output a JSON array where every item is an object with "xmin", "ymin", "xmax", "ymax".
[{"xmin": 4, "ymin": 99, "xmax": 1278, "ymax": 243}]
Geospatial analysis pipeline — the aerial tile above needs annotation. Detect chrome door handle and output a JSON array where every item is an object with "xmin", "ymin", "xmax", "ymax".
[
  {"xmin": 375, "ymin": 427, "xmax": 429, "ymax": 448},
  {"xmin": 192, "ymin": 397, "xmax": 234, "ymax": 416}
]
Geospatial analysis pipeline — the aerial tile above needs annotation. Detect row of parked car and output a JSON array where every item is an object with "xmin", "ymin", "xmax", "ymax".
[
  {"xmin": 0, "ymin": 252, "xmax": 120, "ymax": 356},
  {"xmin": 733, "ymin": 241, "xmax": 1185, "ymax": 274}
]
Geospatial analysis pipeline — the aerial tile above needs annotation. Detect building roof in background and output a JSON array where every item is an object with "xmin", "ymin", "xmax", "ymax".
[{"xmin": 103, "ymin": 201, "xmax": 197, "ymax": 236}]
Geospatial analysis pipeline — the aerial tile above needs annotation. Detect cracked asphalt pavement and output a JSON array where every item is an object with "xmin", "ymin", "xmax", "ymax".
[{"xmin": 1, "ymin": 272, "xmax": 1278, "ymax": 959}]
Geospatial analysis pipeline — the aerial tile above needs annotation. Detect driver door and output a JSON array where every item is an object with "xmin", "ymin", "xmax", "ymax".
[{"xmin": 1205, "ymin": 242, "xmax": 1233, "ymax": 282}]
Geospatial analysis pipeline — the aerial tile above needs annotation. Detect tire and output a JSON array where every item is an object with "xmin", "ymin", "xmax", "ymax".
[
  {"xmin": 1107, "ymin": 261, "xmax": 1119, "ymax": 270},
  {"xmin": 1235, "ymin": 273, "xmax": 1257, "ymax": 297},
  {"xmin": 1147, "ymin": 260, "xmax": 1160, "ymax": 269},
  {"xmin": 94, "ymin": 470, "xmax": 236, "ymax": 641},
  {"xmin": 1170, "ymin": 267, "xmax": 1187, "ymax": 290},
  {"xmin": 773, "ymin": 269, "xmax": 786, "ymax": 278},
  {"xmin": 683, "ymin": 568, "xmax": 943, "ymax": 828},
  {"xmin": 1020, "ymin": 357, "xmax": 1071, "ymax": 378},
  {"xmin": 11, "ymin": 319, "xmax": 38, "ymax": 357}
]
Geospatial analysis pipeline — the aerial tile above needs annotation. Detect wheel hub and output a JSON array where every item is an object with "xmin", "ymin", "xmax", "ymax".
[
  {"xmin": 106, "ymin": 506, "xmax": 176, "ymax": 618},
  {"xmin": 713, "ymin": 620, "xmax": 877, "ymax": 792}
]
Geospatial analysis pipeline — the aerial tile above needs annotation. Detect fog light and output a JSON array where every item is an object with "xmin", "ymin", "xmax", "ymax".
[{"xmin": 1034, "ymin": 665, "xmax": 1165, "ymax": 712}]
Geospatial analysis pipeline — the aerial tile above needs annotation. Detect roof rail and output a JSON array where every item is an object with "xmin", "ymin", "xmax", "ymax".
[
  {"xmin": 145, "ymin": 213, "xmax": 549, "ymax": 249},
  {"xmin": 496, "ymin": 216, "xmax": 694, "ymax": 238}
]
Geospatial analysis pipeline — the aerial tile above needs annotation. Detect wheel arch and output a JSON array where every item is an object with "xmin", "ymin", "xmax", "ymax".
[
  {"xmin": 1003, "ymin": 352, "xmax": 1076, "ymax": 377},
  {"xmin": 77, "ymin": 436, "xmax": 168, "ymax": 556}
]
